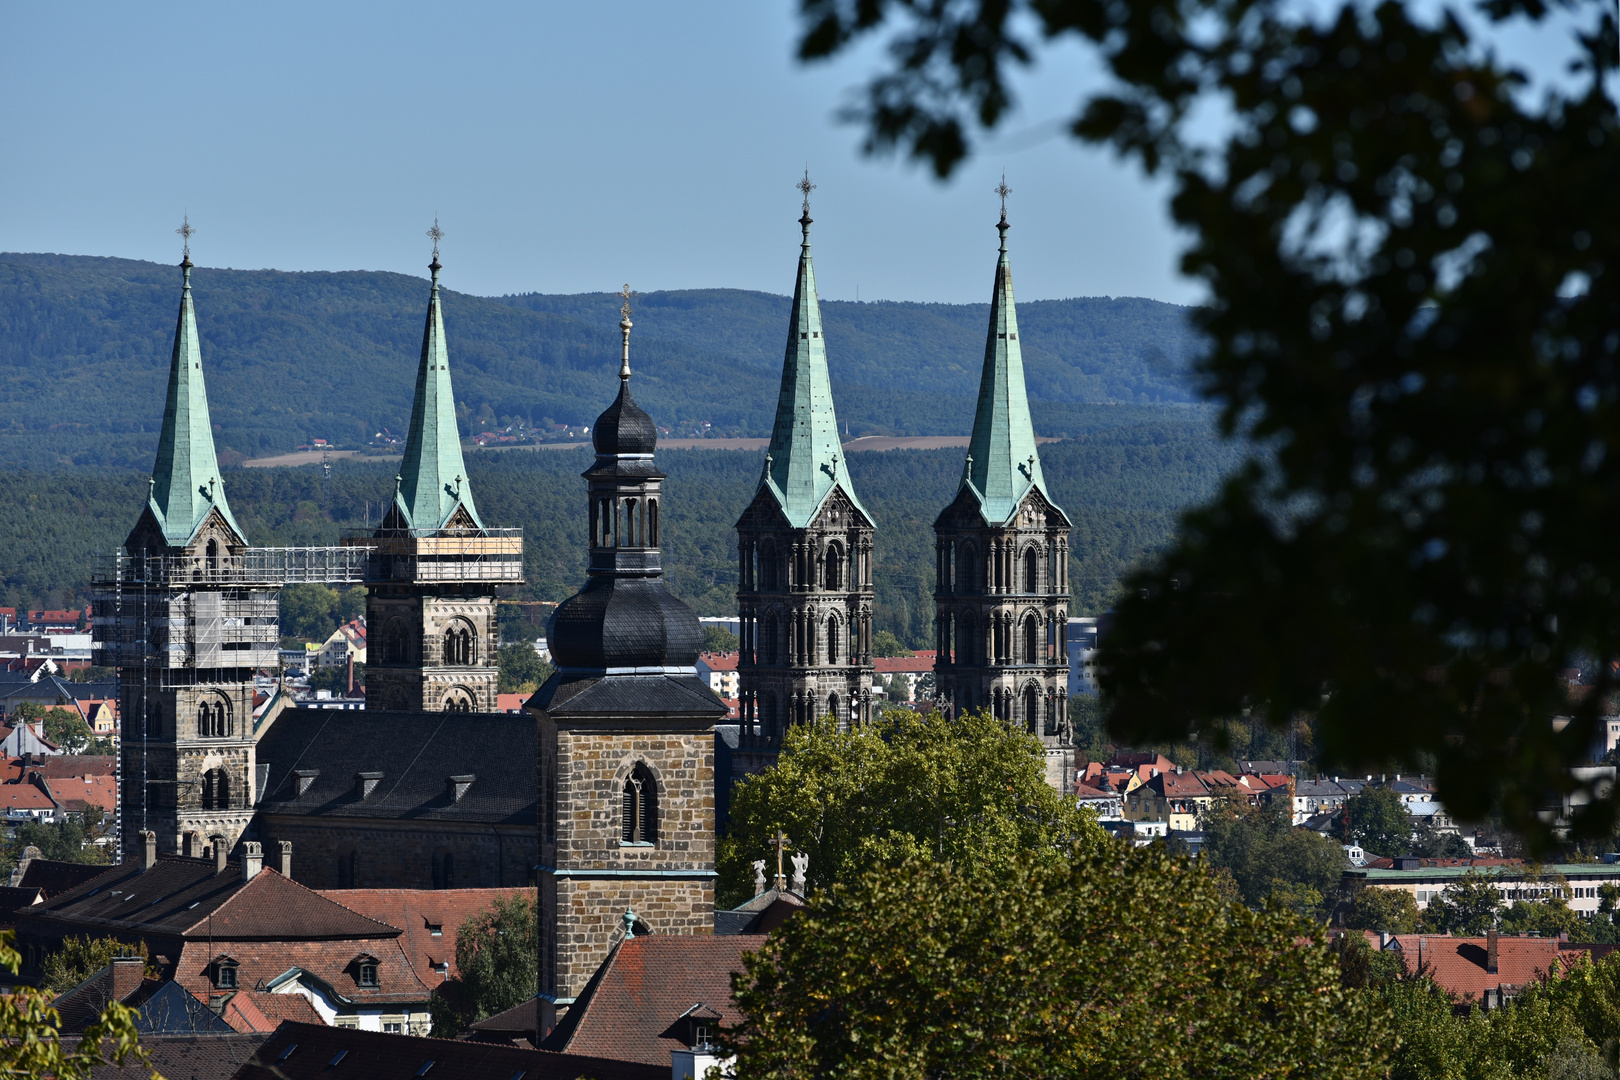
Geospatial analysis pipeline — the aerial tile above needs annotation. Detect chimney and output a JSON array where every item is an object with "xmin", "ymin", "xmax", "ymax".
[
  {"xmin": 183, "ymin": 831, "xmax": 200, "ymax": 858},
  {"xmin": 1486, "ymin": 928, "xmax": 1499, "ymax": 974},
  {"xmin": 278, "ymin": 840, "xmax": 293, "ymax": 878},
  {"xmin": 140, "ymin": 830, "xmax": 157, "ymax": 871},
  {"xmin": 242, "ymin": 841, "xmax": 262, "ymax": 881},
  {"xmin": 1379, "ymin": 931, "xmax": 1390, "ymax": 949},
  {"xmin": 212, "ymin": 834, "xmax": 228, "ymax": 876}
]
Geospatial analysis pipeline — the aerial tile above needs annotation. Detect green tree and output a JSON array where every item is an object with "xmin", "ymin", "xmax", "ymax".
[
  {"xmin": 41, "ymin": 936, "xmax": 152, "ymax": 994},
  {"xmin": 1344, "ymin": 787, "xmax": 1417, "ymax": 858},
  {"xmin": 279, "ymin": 584, "xmax": 364, "ymax": 646},
  {"xmin": 727, "ymin": 850, "xmax": 1387, "ymax": 1080},
  {"xmin": 1200, "ymin": 796, "xmax": 1346, "ymax": 918},
  {"xmin": 1344, "ymin": 886, "xmax": 1421, "ymax": 934},
  {"xmin": 882, "ymin": 673, "xmax": 910, "ymax": 703},
  {"xmin": 307, "ymin": 663, "xmax": 361, "ymax": 696},
  {"xmin": 870, "ymin": 630, "xmax": 911, "ymax": 658},
  {"xmin": 497, "ymin": 643, "xmax": 553, "ymax": 694},
  {"xmin": 1501, "ymin": 896, "xmax": 1582, "ymax": 940},
  {"xmin": 718, "ymin": 709, "xmax": 1102, "ymax": 907},
  {"xmin": 428, "ymin": 892, "xmax": 538, "ymax": 1036},
  {"xmin": 15, "ymin": 703, "xmax": 107, "ymax": 755},
  {"xmin": 10, "ymin": 818, "xmax": 109, "ymax": 868},
  {"xmin": 798, "ymin": 0, "xmax": 1618, "ymax": 846},
  {"xmin": 1421, "ymin": 869, "xmax": 1503, "ymax": 935},
  {"xmin": 701, "ymin": 625, "xmax": 739, "ymax": 654}
]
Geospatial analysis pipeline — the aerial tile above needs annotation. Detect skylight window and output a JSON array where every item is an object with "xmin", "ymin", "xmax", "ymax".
[
  {"xmin": 329, "ymin": 1050, "xmax": 348, "ymax": 1066},
  {"xmin": 277, "ymin": 1044, "xmax": 297, "ymax": 1063},
  {"xmin": 414, "ymin": 1062, "xmax": 435, "ymax": 1077}
]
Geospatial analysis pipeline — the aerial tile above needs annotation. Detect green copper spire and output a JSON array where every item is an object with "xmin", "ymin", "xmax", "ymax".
[
  {"xmin": 959, "ymin": 190, "xmax": 1066, "ymax": 526},
  {"xmin": 393, "ymin": 236, "xmax": 484, "ymax": 533},
  {"xmin": 145, "ymin": 243, "xmax": 245, "ymax": 548},
  {"xmin": 759, "ymin": 176, "xmax": 871, "ymax": 528}
]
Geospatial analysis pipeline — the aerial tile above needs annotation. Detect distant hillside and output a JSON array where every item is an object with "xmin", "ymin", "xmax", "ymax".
[{"xmin": 0, "ymin": 252, "xmax": 1200, "ymax": 469}]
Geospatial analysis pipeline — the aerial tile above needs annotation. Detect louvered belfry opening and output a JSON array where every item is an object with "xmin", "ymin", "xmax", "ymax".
[{"xmin": 621, "ymin": 764, "xmax": 658, "ymax": 845}]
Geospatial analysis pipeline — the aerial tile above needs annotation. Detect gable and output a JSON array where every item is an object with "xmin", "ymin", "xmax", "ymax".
[
  {"xmin": 809, "ymin": 485, "xmax": 872, "ymax": 531},
  {"xmin": 734, "ymin": 485, "xmax": 790, "ymax": 531}
]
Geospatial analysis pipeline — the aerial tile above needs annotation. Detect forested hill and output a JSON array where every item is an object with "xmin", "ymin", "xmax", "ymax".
[{"xmin": 0, "ymin": 252, "xmax": 1199, "ymax": 469}]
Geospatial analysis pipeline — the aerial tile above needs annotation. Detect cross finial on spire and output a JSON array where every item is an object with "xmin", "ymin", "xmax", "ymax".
[
  {"xmin": 176, "ymin": 214, "xmax": 195, "ymax": 266},
  {"xmin": 995, "ymin": 172, "xmax": 1011, "ymax": 219},
  {"xmin": 797, "ymin": 168, "xmax": 816, "ymax": 218},
  {"xmin": 428, "ymin": 216, "xmax": 444, "ymax": 258},
  {"xmin": 618, "ymin": 283, "xmax": 635, "ymax": 379}
]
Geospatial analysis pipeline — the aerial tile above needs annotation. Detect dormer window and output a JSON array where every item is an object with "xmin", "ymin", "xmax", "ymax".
[
  {"xmin": 356, "ymin": 772, "xmax": 383, "ymax": 799},
  {"xmin": 356, "ymin": 955, "xmax": 380, "ymax": 987},
  {"xmin": 294, "ymin": 769, "xmax": 319, "ymax": 797},
  {"xmin": 447, "ymin": 775, "xmax": 474, "ymax": 803},
  {"xmin": 214, "ymin": 956, "xmax": 239, "ymax": 989}
]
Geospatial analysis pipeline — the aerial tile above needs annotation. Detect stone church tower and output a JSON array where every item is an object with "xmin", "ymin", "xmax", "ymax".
[
  {"xmin": 735, "ymin": 185, "xmax": 876, "ymax": 748},
  {"xmin": 528, "ymin": 297, "xmax": 726, "ymax": 1032},
  {"xmin": 362, "ymin": 248, "xmax": 520, "ymax": 712},
  {"xmin": 933, "ymin": 200, "xmax": 1074, "ymax": 746},
  {"xmin": 96, "ymin": 248, "xmax": 277, "ymax": 857}
]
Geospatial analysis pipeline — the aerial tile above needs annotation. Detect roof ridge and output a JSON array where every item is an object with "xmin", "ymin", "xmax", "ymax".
[{"xmin": 183, "ymin": 868, "xmax": 402, "ymax": 939}]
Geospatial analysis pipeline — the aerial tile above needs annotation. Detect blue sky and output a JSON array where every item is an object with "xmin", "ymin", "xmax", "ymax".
[{"xmin": 0, "ymin": 3, "xmax": 1589, "ymax": 305}]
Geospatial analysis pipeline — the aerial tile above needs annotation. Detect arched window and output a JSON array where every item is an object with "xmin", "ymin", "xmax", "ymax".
[
  {"xmin": 826, "ymin": 616, "xmax": 840, "ymax": 664},
  {"xmin": 1023, "ymin": 615, "xmax": 1039, "ymax": 664},
  {"xmin": 432, "ymin": 848, "xmax": 456, "ymax": 889},
  {"xmin": 201, "ymin": 768, "xmax": 231, "ymax": 810},
  {"xmin": 386, "ymin": 618, "xmax": 408, "ymax": 664},
  {"xmin": 197, "ymin": 697, "xmax": 229, "ymax": 739},
  {"xmin": 443, "ymin": 623, "xmax": 473, "ymax": 666},
  {"xmin": 1024, "ymin": 686, "xmax": 1040, "ymax": 734},
  {"xmin": 956, "ymin": 542, "xmax": 978, "ymax": 594},
  {"xmin": 828, "ymin": 692, "xmax": 841, "ymax": 721},
  {"xmin": 337, "ymin": 849, "xmax": 358, "ymax": 889},
  {"xmin": 625, "ymin": 498, "xmax": 639, "ymax": 546},
  {"xmin": 1023, "ymin": 548, "xmax": 1038, "ymax": 593},
  {"xmin": 622, "ymin": 764, "xmax": 657, "ymax": 844},
  {"xmin": 648, "ymin": 499, "xmax": 659, "ymax": 546},
  {"xmin": 206, "ymin": 539, "xmax": 220, "ymax": 573},
  {"xmin": 762, "ymin": 613, "xmax": 778, "ymax": 664},
  {"xmin": 760, "ymin": 542, "xmax": 778, "ymax": 590},
  {"xmin": 824, "ymin": 543, "xmax": 843, "ymax": 590},
  {"xmin": 147, "ymin": 702, "xmax": 163, "ymax": 738},
  {"xmin": 443, "ymin": 690, "xmax": 473, "ymax": 712}
]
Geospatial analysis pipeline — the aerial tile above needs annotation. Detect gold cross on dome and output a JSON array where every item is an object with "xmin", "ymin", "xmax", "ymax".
[
  {"xmin": 176, "ymin": 214, "xmax": 195, "ymax": 259},
  {"xmin": 797, "ymin": 168, "xmax": 816, "ymax": 216}
]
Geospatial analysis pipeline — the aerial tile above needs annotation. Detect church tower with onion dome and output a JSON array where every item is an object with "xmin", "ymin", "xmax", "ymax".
[
  {"xmin": 933, "ymin": 183, "xmax": 1074, "ymax": 758},
  {"xmin": 734, "ymin": 174, "xmax": 876, "ymax": 757},
  {"xmin": 527, "ymin": 289, "xmax": 727, "ymax": 1031}
]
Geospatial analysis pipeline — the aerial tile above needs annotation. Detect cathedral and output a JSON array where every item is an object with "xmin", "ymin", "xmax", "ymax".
[{"xmin": 92, "ymin": 186, "xmax": 1075, "ymax": 1027}]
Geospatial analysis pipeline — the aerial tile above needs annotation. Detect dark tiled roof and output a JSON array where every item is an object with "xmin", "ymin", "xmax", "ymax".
[
  {"xmin": 256, "ymin": 709, "xmax": 536, "ymax": 825},
  {"xmin": 51, "ymin": 958, "xmax": 150, "ymax": 1032},
  {"xmin": 320, "ymin": 888, "xmax": 530, "ymax": 985},
  {"xmin": 21, "ymin": 860, "xmax": 400, "ymax": 942},
  {"xmin": 234, "ymin": 1022, "xmax": 666, "ymax": 1080},
  {"xmin": 532, "ymin": 673, "xmax": 724, "ymax": 718},
  {"xmin": 132, "ymin": 980, "xmax": 237, "ymax": 1035},
  {"xmin": 713, "ymin": 890, "xmax": 803, "ymax": 936},
  {"xmin": 1, "ymin": 755, "xmax": 116, "ymax": 780},
  {"xmin": 546, "ymin": 935, "xmax": 757, "ymax": 1066},
  {"xmin": 79, "ymin": 1033, "xmax": 269, "ymax": 1080},
  {"xmin": 465, "ymin": 997, "xmax": 540, "ymax": 1047},
  {"xmin": 16, "ymin": 858, "xmax": 108, "ymax": 898},
  {"xmin": 0, "ymin": 885, "xmax": 43, "ymax": 918}
]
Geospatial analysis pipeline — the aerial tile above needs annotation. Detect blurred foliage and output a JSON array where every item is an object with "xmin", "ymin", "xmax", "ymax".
[
  {"xmin": 428, "ymin": 892, "xmax": 538, "ymax": 1037},
  {"xmin": 0, "ymin": 932, "xmax": 149, "ymax": 1078},
  {"xmin": 278, "ymin": 583, "xmax": 365, "ymax": 647},
  {"xmin": 41, "ymin": 936, "xmax": 154, "ymax": 994},
  {"xmin": 1200, "ymin": 795, "xmax": 1347, "ymax": 918},
  {"xmin": 701, "ymin": 624, "xmax": 739, "ymax": 653},
  {"xmin": 497, "ymin": 643, "xmax": 553, "ymax": 695}
]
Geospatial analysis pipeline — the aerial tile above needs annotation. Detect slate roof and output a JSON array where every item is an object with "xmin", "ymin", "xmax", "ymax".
[
  {"xmin": 391, "ymin": 258, "xmax": 484, "ymax": 532},
  {"xmin": 78, "ymin": 1033, "xmax": 269, "ymax": 1080},
  {"xmin": 543, "ymin": 935, "xmax": 758, "ymax": 1066},
  {"xmin": 756, "ymin": 207, "xmax": 871, "ymax": 529},
  {"xmin": 255, "ymin": 709, "xmax": 536, "ymax": 825},
  {"xmin": 320, "ymin": 888, "xmax": 530, "ymax": 985},
  {"xmin": 20, "ymin": 859, "xmax": 399, "ymax": 941},
  {"xmin": 235, "ymin": 1022, "xmax": 666, "ymax": 1080},
  {"xmin": 51, "ymin": 958, "xmax": 151, "ymax": 1032},
  {"xmin": 713, "ymin": 889, "xmax": 804, "ymax": 936},
  {"xmin": 530, "ymin": 672, "xmax": 724, "ymax": 720},
  {"xmin": 139, "ymin": 258, "xmax": 245, "ymax": 548},
  {"xmin": 466, "ymin": 996, "xmax": 541, "ymax": 1047},
  {"xmin": 16, "ymin": 858, "xmax": 113, "ymax": 898},
  {"xmin": 131, "ymin": 980, "xmax": 238, "ymax": 1035}
]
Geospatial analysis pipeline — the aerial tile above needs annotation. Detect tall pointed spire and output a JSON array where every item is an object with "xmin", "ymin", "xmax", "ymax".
[
  {"xmin": 144, "ymin": 222, "xmax": 244, "ymax": 548},
  {"xmin": 393, "ymin": 223, "xmax": 484, "ymax": 533},
  {"xmin": 959, "ymin": 178, "xmax": 1059, "ymax": 526},
  {"xmin": 760, "ymin": 172, "xmax": 870, "ymax": 528}
]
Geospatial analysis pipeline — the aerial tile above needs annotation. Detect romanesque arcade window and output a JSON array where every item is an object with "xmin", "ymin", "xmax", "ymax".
[
  {"xmin": 443, "ymin": 622, "xmax": 474, "ymax": 666},
  {"xmin": 201, "ymin": 768, "xmax": 231, "ymax": 810},
  {"xmin": 621, "ymin": 764, "xmax": 658, "ymax": 845},
  {"xmin": 197, "ymin": 696, "xmax": 230, "ymax": 739}
]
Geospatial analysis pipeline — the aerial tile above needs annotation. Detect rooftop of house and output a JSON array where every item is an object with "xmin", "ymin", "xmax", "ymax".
[
  {"xmin": 20, "ymin": 858, "xmax": 400, "ymax": 942},
  {"xmin": 0, "ymin": 783, "xmax": 57, "ymax": 811},
  {"xmin": 171, "ymin": 934, "xmax": 432, "ymax": 1007},
  {"xmin": 219, "ymin": 990, "xmax": 323, "ymax": 1033},
  {"xmin": 713, "ymin": 887, "xmax": 805, "ymax": 936},
  {"xmin": 48, "ymin": 774, "xmax": 116, "ymax": 814},
  {"xmin": 236, "ymin": 1022, "xmax": 665, "ymax": 1080},
  {"xmin": 1377, "ymin": 932, "xmax": 1571, "ymax": 999},
  {"xmin": 874, "ymin": 651, "xmax": 937, "ymax": 673},
  {"xmin": 16, "ymin": 857, "xmax": 111, "ymax": 898},
  {"xmin": 697, "ymin": 651, "xmax": 738, "ymax": 672},
  {"xmin": 319, "ymin": 887, "xmax": 530, "ymax": 986},
  {"xmin": 543, "ymin": 935, "xmax": 759, "ymax": 1067},
  {"xmin": 67, "ymin": 1032, "xmax": 270, "ymax": 1080},
  {"xmin": 255, "ymin": 708, "xmax": 536, "ymax": 826}
]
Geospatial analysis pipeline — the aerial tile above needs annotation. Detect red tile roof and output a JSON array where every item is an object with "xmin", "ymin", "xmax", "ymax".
[
  {"xmin": 48, "ymin": 774, "xmax": 115, "ymax": 815},
  {"xmin": 238, "ymin": 1022, "xmax": 665, "ymax": 1080},
  {"xmin": 220, "ymin": 991, "xmax": 277, "ymax": 1034},
  {"xmin": 546, "ymin": 935, "xmax": 758, "ymax": 1066},
  {"xmin": 173, "ymin": 935, "xmax": 431, "ymax": 1006},
  {"xmin": 495, "ymin": 693, "xmax": 527, "ymax": 713},
  {"xmin": 1382, "ymin": 933, "xmax": 1571, "ymax": 1000},
  {"xmin": 698, "ymin": 651, "xmax": 739, "ymax": 671},
  {"xmin": 0, "ymin": 784, "xmax": 56, "ymax": 811},
  {"xmin": 319, "ymin": 888, "xmax": 529, "ymax": 986},
  {"xmin": 874, "ymin": 650, "xmax": 937, "ymax": 673}
]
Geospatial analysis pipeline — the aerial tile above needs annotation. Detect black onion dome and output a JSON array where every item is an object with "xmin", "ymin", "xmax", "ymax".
[
  {"xmin": 548, "ymin": 577, "xmax": 702, "ymax": 671},
  {"xmin": 592, "ymin": 379, "xmax": 657, "ymax": 455}
]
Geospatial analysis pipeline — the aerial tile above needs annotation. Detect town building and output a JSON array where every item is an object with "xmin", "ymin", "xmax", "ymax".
[
  {"xmin": 932, "ymin": 196, "xmax": 1073, "ymax": 785},
  {"xmin": 526, "ymin": 297, "xmax": 728, "ymax": 1034},
  {"xmin": 696, "ymin": 652, "xmax": 739, "ymax": 699},
  {"xmin": 1348, "ymin": 860, "xmax": 1620, "ymax": 914},
  {"xmin": 734, "ymin": 186, "xmax": 876, "ymax": 761},
  {"xmin": 353, "ymin": 252, "xmax": 522, "ymax": 713}
]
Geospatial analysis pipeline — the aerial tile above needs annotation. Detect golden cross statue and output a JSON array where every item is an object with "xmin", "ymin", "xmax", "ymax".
[
  {"xmin": 176, "ymin": 214, "xmax": 195, "ymax": 259},
  {"xmin": 797, "ymin": 168, "xmax": 816, "ymax": 216},
  {"xmin": 995, "ymin": 172, "xmax": 1012, "ymax": 218},
  {"xmin": 769, "ymin": 829, "xmax": 791, "ymax": 891},
  {"xmin": 619, "ymin": 283, "xmax": 635, "ymax": 321},
  {"xmin": 427, "ymin": 216, "xmax": 445, "ymax": 258}
]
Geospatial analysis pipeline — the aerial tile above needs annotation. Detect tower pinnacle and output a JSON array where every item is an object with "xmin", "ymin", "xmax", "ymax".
[
  {"xmin": 176, "ymin": 214, "xmax": 195, "ymax": 265},
  {"xmin": 994, "ymin": 172, "xmax": 1011, "ymax": 249},
  {"xmin": 797, "ymin": 167, "xmax": 816, "ymax": 230},
  {"xmin": 618, "ymin": 283, "xmax": 635, "ymax": 379}
]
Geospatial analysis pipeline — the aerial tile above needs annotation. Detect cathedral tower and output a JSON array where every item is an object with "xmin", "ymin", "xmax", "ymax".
[
  {"xmin": 933, "ymin": 191, "xmax": 1074, "ymax": 747},
  {"xmin": 529, "ymin": 292, "xmax": 726, "ymax": 1031},
  {"xmin": 97, "ymin": 236, "xmax": 276, "ymax": 857},
  {"xmin": 362, "ymin": 237, "xmax": 521, "ymax": 712},
  {"xmin": 735, "ymin": 178, "xmax": 876, "ymax": 748}
]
